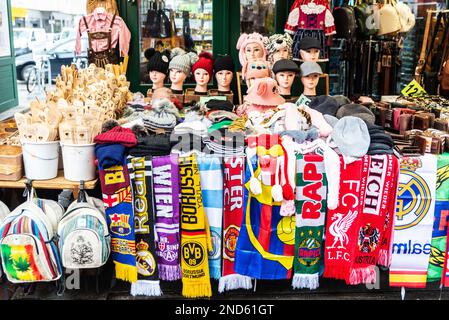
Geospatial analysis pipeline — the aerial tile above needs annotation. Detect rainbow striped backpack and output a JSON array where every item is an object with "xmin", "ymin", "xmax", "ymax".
[{"xmin": 0, "ymin": 198, "xmax": 63, "ymax": 283}]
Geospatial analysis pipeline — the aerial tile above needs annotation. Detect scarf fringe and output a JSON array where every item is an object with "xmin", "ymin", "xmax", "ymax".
[
  {"xmin": 159, "ymin": 264, "xmax": 182, "ymax": 281},
  {"xmin": 218, "ymin": 274, "xmax": 253, "ymax": 293},
  {"xmin": 130, "ymin": 280, "xmax": 163, "ymax": 296},
  {"xmin": 115, "ymin": 262, "xmax": 138, "ymax": 283},
  {"xmin": 182, "ymin": 282, "xmax": 212, "ymax": 298},
  {"xmin": 292, "ymin": 273, "xmax": 319, "ymax": 290},
  {"xmin": 348, "ymin": 266, "xmax": 377, "ymax": 285},
  {"xmin": 210, "ymin": 267, "xmax": 221, "ymax": 280},
  {"xmin": 377, "ymin": 249, "xmax": 390, "ymax": 268}
]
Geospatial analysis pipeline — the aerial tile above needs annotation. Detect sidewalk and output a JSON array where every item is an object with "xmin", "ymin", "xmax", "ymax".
[{"xmin": 0, "ymin": 81, "xmax": 52, "ymax": 121}]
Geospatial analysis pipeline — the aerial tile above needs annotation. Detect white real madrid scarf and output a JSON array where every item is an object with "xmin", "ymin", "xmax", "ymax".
[{"xmin": 390, "ymin": 154, "xmax": 437, "ymax": 288}]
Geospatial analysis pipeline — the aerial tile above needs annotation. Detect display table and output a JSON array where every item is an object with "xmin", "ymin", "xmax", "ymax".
[{"xmin": 0, "ymin": 170, "xmax": 98, "ymax": 198}]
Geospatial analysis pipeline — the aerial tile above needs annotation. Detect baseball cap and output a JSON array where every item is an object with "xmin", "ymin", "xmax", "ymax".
[
  {"xmin": 299, "ymin": 37, "xmax": 322, "ymax": 51},
  {"xmin": 300, "ymin": 61, "xmax": 323, "ymax": 77}
]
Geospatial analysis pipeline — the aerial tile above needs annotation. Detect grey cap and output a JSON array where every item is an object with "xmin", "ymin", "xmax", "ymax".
[
  {"xmin": 169, "ymin": 48, "xmax": 199, "ymax": 76},
  {"xmin": 336, "ymin": 103, "xmax": 376, "ymax": 125},
  {"xmin": 300, "ymin": 61, "xmax": 323, "ymax": 77},
  {"xmin": 331, "ymin": 116, "xmax": 370, "ymax": 158}
]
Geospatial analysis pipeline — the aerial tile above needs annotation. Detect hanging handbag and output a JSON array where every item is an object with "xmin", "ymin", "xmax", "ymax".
[
  {"xmin": 144, "ymin": 2, "xmax": 161, "ymax": 38},
  {"xmin": 333, "ymin": 0, "xmax": 357, "ymax": 39},
  {"xmin": 158, "ymin": 8, "xmax": 172, "ymax": 38},
  {"xmin": 354, "ymin": 0, "xmax": 379, "ymax": 37},
  {"xmin": 377, "ymin": 0, "xmax": 402, "ymax": 36},
  {"xmin": 415, "ymin": 10, "xmax": 434, "ymax": 84},
  {"xmin": 395, "ymin": 1, "xmax": 415, "ymax": 33}
]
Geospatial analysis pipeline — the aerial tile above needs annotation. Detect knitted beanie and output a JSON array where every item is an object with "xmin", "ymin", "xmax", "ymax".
[
  {"xmin": 94, "ymin": 126, "xmax": 137, "ymax": 147},
  {"xmin": 214, "ymin": 55, "xmax": 235, "ymax": 74},
  {"xmin": 236, "ymin": 32, "xmax": 268, "ymax": 65},
  {"xmin": 169, "ymin": 47, "xmax": 199, "ymax": 76},
  {"xmin": 192, "ymin": 51, "xmax": 214, "ymax": 78},
  {"xmin": 145, "ymin": 48, "xmax": 170, "ymax": 74},
  {"xmin": 143, "ymin": 98, "xmax": 180, "ymax": 132},
  {"xmin": 95, "ymin": 143, "xmax": 126, "ymax": 168},
  {"xmin": 206, "ymin": 99, "xmax": 235, "ymax": 112}
]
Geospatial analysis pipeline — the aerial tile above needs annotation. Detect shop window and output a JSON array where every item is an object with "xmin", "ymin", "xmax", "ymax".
[
  {"xmin": 139, "ymin": 0, "xmax": 213, "ymax": 85},
  {"xmin": 240, "ymin": 0, "xmax": 276, "ymax": 36}
]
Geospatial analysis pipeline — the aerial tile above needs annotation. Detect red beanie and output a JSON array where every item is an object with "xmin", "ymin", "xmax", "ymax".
[
  {"xmin": 192, "ymin": 52, "xmax": 214, "ymax": 78},
  {"xmin": 94, "ymin": 126, "xmax": 137, "ymax": 147}
]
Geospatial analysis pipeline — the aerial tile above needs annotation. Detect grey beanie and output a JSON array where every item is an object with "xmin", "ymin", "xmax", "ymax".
[
  {"xmin": 331, "ymin": 116, "xmax": 370, "ymax": 158},
  {"xmin": 169, "ymin": 48, "xmax": 199, "ymax": 76},
  {"xmin": 324, "ymin": 114, "xmax": 339, "ymax": 128},
  {"xmin": 143, "ymin": 98, "xmax": 180, "ymax": 132},
  {"xmin": 336, "ymin": 103, "xmax": 376, "ymax": 125}
]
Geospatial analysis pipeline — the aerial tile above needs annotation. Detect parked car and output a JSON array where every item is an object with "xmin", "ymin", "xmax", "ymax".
[
  {"xmin": 15, "ymin": 37, "xmax": 88, "ymax": 81},
  {"xmin": 13, "ymin": 27, "xmax": 47, "ymax": 56}
]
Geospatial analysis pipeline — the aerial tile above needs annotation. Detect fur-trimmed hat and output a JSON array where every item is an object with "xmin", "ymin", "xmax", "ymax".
[{"xmin": 265, "ymin": 33, "xmax": 293, "ymax": 61}]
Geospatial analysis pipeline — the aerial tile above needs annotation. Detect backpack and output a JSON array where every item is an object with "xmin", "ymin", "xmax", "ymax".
[
  {"xmin": 57, "ymin": 195, "xmax": 110, "ymax": 269},
  {"xmin": 333, "ymin": 3, "xmax": 357, "ymax": 39},
  {"xmin": 144, "ymin": 4, "xmax": 161, "ymax": 38},
  {"xmin": 0, "ymin": 199, "xmax": 63, "ymax": 283}
]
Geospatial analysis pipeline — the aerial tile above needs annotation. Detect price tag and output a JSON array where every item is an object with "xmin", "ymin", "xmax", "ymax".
[
  {"xmin": 295, "ymin": 94, "xmax": 312, "ymax": 107},
  {"xmin": 401, "ymin": 79, "xmax": 427, "ymax": 97}
]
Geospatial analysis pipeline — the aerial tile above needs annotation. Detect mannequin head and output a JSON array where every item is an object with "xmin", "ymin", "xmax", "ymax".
[
  {"xmin": 214, "ymin": 55, "xmax": 235, "ymax": 92},
  {"xmin": 300, "ymin": 61, "xmax": 323, "ymax": 96},
  {"xmin": 149, "ymin": 71, "xmax": 166, "ymax": 89},
  {"xmin": 194, "ymin": 68, "xmax": 210, "ymax": 92},
  {"xmin": 216, "ymin": 70, "xmax": 233, "ymax": 91},
  {"xmin": 236, "ymin": 32, "xmax": 268, "ymax": 65},
  {"xmin": 169, "ymin": 68, "xmax": 187, "ymax": 91},
  {"xmin": 272, "ymin": 59, "xmax": 299, "ymax": 96},
  {"xmin": 145, "ymin": 48, "xmax": 170, "ymax": 88},
  {"xmin": 265, "ymin": 33, "xmax": 293, "ymax": 66},
  {"xmin": 299, "ymin": 36, "xmax": 322, "ymax": 62}
]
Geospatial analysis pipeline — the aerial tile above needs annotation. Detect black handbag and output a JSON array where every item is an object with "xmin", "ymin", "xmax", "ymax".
[
  {"xmin": 144, "ymin": 3, "xmax": 160, "ymax": 38},
  {"xmin": 354, "ymin": 1, "xmax": 378, "ymax": 37},
  {"xmin": 333, "ymin": 2, "xmax": 357, "ymax": 39},
  {"xmin": 158, "ymin": 9, "xmax": 172, "ymax": 38}
]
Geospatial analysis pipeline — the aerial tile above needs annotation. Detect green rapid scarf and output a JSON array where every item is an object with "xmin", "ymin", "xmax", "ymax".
[{"xmin": 292, "ymin": 153, "xmax": 328, "ymax": 290}]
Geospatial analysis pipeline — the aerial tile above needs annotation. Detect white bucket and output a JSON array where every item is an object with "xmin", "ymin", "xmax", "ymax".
[
  {"xmin": 61, "ymin": 143, "xmax": 96, "ymax": 182},
  {"xmin": 21, "ymin": 140, "xmax": 60, "ymax": 180}
]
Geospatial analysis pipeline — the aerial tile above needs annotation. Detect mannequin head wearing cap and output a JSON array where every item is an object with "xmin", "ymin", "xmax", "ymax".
[
  {"xmin": 273, "ymin": 59, "xmax": 299, "ymax": 96},
  {"xmin": 214, "ymin": 55, "xmax": 235, "ymax": 92},
  {"xmin": 299, "ymin": 36, "xmax": 322, "ymax": 62},
  {"xmin": 145, "ymin": 48, "xmax": 170, "ymax": 90},
  {"xmin": 169, "ymin": 48, "xmax": 199, "ymax": 91},
  {"xmin": 192, "ymin": 52, "xmax": 214, "ymax": 93},
  {"xmin": 300, "ymin": 61, "xmax": 323, "ymax": 96}
]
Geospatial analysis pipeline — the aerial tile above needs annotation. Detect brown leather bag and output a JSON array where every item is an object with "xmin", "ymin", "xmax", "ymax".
[
  {"xmin": 434, "ymin": 118, "xmax": 449, "ymax": 132},
  {"xmin": 412, "ymin": 112, "xmax": 435, "ymax": 131}
]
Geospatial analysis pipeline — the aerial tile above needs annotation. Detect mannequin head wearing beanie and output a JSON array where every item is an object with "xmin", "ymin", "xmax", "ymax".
[
  {"xmin": 273, "ymin": 59, "xmax": 299, "ymax": 97},
  {"xmin": 236, "ymin": 32, "xmax": 268, "ymax": 66},
  {"xmin": 265, "ymin": 33, "xmax": 293, "ymax": 67},
  {"xmin": 299, "ymin": 36, "xmax": 322, "ymax": 62},
  {"xmin": 145, "ymin": 48, "xmax": 171, "ymax": 90},
  {"xmin": 214, "ymin": 55, "xmax": 235, "ymax": 93},
  {"xmin": 192, "ymin": 51, "xmax": 214, "ymax": 94},
  {"xmin": 169, "ymin": 48, "xmax": 199, "ymax": 92},
  {"xmin": 300, "ymin": 61, "xmax": 323, "ymax": 96}
]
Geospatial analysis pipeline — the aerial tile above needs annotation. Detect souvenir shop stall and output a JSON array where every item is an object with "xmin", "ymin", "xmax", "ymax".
[{"xmin": 2, "ymin": 0, "xmax": 449, "ymax": 300}]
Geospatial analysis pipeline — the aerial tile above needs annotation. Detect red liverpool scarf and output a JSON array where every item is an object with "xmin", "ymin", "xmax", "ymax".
[
  {"xmin": 348, "ymin": 155, "xmax": 398, "ymax": 285},
  {"xmin": 323, "ymin": 157, "xmax": 366, "ymax": 281},
  {"xmin": 219, "ymin": 156, "xmax": 253, "ymax": 293}
]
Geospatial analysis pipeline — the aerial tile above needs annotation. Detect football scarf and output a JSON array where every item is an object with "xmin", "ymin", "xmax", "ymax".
[
  {"xmin": 427, "ymin": 154, "xmax": 449, "ymax": 282},
  {"xmin": 219, "ymin": 156, "xmax": 253, "ymax": 292},
  {"xmin": 323, "ymin": 157, "xmax": 365, "ymax": 281},
  {"xmin": 377, "ymin": 161, "xmax": 400, "ymax": 268},
  {"xmin": 234, "ymin": 152, "xmax": 295, "ymax": 280},
  {"xmin": 127, "ymin": 156, "xmax": 161, "ymax": 296},
  {"xmin": 97, "ymin": 147, "xmax": 137, "ymax": 283},
  {"xmin": 442, "ymin": 223, "xmax": 449, "ymax": 286},
  {"xmin": 197, "ymin": 155, "xmax": 224, "ymax": 280},
  {"xmin": 179, "ymin": 153, "xmax": 213, "ymax": 298},
  {"xmin": 152, "ymin": 154, "xmax": 182, "ymax": 281},
  {"xmin": 292, "ymin": 153, "xmax": 327, "ymax": 290},
  {"xmin": 389, "ymin": 154, "xmax": 437, "ymax": 288},
  {"xmin": 349, "ymin": 155, "xmax": 397, "ymax": 285}
]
